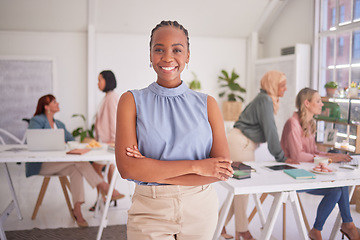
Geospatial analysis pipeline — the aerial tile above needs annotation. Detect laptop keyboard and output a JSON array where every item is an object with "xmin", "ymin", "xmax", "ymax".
[{"xmin": 340, "ymin": 156, "xmax": 359, "ymax": 167}]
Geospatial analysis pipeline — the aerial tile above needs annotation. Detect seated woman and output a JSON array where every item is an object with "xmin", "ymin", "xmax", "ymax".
[
  {"xmin": 280, "ymin": 88, "xmax": 359, "ymax": 240},
  {"xmin": 25, "ymin": 94, "xmax": 121, "ymax": 227}
]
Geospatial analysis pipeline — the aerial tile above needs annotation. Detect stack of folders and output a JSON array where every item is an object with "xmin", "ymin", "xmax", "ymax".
[
  {"xmin": 284, "ymin": 169, "xmax": 316, "ymax": 180},
  {"xmin": 231, "ymin": 162, "xmax": 252, "ymax": 180}
]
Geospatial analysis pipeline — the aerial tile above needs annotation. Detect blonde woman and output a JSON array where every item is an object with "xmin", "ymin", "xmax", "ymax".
[
  {"xmin": 280, "ymin": 88, "xmax": 358, "ymax": 240},
  {"xmin": 222, "ymin": 70, "xmax": 295, "ymax": 240}
]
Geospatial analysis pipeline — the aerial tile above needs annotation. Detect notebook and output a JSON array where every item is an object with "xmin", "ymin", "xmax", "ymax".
[
  {"xmin": 284, "ymin": 169, "xmax": 316, "ymax": 179},
  {"xmin": 26, "ymin": 129, "xmax": 65, "ymax": 151},
  {"xmin": 66, "ymin": 148, "xmax": 91, "ymax": 155}
]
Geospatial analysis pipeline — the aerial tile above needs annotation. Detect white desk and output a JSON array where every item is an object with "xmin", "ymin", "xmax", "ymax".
[
  {"xmin": 0, "ymin": 144, "xmax": 119, "ymax": 240},
  {"xmin": 213, "ymin": 161, "xmax": 360, "ymax": 240}
]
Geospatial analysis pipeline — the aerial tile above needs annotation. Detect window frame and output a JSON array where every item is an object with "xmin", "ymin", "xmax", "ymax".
[{"xmin": 314, "ymin": 0, "xmax": 360, "ymax": 95}]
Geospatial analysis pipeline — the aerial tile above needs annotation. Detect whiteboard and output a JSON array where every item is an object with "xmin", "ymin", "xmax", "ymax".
[{"xmin": 0, "ymin": 58, "xmax": 53, "ymax": 143}]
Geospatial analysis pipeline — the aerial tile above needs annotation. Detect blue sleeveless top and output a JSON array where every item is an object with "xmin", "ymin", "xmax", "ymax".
[{"xmin": 129, "ymin": 81, "xmax": 213, "ymax": 185}]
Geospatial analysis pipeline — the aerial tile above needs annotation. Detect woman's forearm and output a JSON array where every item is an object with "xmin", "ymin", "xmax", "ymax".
[
  {"xmin": 117, "ymin": 155, "xmax": 232, "ymax": 183},
  {"xmin": 159, "ymin": 174, "xmax": 222, "ymax": 186},
  {"xmin": 117, "ymin": 156, "xmax": 194, "ymax": 182}
]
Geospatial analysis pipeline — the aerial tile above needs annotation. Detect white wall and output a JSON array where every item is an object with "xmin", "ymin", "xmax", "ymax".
[
  {"xmin": 0, "ymin": 30, "xmax": 246, "ymax": 136},
  {"xmin": 261, "ymin": 0, "xmax": 314, "ymax": 58},
  {"xmin": 0, "ymin": 31, "xmax": 87, "ymax": 132},
  {"xmin": 91, "ymin": 33, "xmax": 247, "ymax": 122},
  {"xmin": 0, "ymin": 0, "xmax": 315, "ymax": 139}
]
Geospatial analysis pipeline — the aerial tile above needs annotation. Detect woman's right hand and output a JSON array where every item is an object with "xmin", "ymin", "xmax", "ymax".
[
  {"xmin": 126, "ymin": 145, "xmax": 145, "ymax": 158},
  {"xmin": 285, "ymin": 157, "xmax": 300, "ymax": 164},
  {"xmin": 194, "ymin": 157, "xmax": 234, "ymax": 181}
]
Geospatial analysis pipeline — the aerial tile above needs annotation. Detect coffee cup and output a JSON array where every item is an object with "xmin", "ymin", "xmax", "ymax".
[
  {"xmin": 314, "ymin": 156, "xmax": 332, "ymax": 166},
  {"xmin": 67, "ymin": 141, "xmax": 79, "ymax": 150}
]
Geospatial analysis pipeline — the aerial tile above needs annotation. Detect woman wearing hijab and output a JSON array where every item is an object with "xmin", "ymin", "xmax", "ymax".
[{"xmin": 221, "ymin": 70, "xmax": 295, "ymax": 240}]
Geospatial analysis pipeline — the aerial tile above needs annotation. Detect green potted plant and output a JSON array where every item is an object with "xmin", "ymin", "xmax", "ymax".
[
  {"xmin": 218, "ymin": 69, "xmax": 246, "ymax": 121},
  {"xmin": 324, "ymin": 81, "xmax": 338, "ymax": 97},
  {"xmin": 188, "ymin": 71, "xmax": 201, "ymax": 91},
  {"xmin": 71, "ymin": 114, "xmax": 95, "ymax": 143}
]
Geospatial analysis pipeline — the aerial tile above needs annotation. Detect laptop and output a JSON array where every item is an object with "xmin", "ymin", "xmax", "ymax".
[{"xmin": 26, "ymin": 129, "xmax": 66, "ymax": 151}]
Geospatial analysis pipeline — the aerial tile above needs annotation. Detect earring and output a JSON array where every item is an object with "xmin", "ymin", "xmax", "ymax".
[
  {"xmin": 150, "ymin": 62, "xmax": 152, "ymax": 68},
  {"xmin": 48, "ymin": 109, "xmax": 51, "ymax": 114},
  {"xmin": 186, "ymin": 63, "xmax": 189, "ymax": 70}
]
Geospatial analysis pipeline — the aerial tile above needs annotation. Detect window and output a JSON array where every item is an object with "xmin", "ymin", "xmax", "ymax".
[
  {"xmin": 338, "ymin": 37, "xmax": 344, "ymax": 56},
  {"xmin": 330, "ymin": 38, "xmax": 335, "ymax": 56},
  {"xmin": 340, "ymin": 5, "xmax": 345, "ymax": 23},
  {"xmin": 317, "ymin": 0, "xmax": 360, "ymax": 96},
  {"xmin": 353, "ymin": 31, "xmax": 360, "ymax": 61},
  {"xmin": 331, "ymin": 7, "xmax": 336, "ymax": 26},
  {"xmin": 355, "ymin": 0, "xmax": 360, "ymax": 20}
]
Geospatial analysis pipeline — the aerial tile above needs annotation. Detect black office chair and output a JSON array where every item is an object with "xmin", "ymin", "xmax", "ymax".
[{"xmin": 22, "ymin": 118, "xmax": 30, "ymax": 124}]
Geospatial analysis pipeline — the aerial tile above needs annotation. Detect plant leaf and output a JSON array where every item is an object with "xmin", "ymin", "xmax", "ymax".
[
  {"xmin": 218, "ymin": 76, "xmax": 227, "ymax": 82},
  {"xmin": 231, "ymin": 70, "xmax": 239, "ymax": 80},
  {"xmin": 80, "ymin": 131, "xmax": 87, "ymax": 142},
  {"xmin": 72, "ymin": 127, "xmax": 83, "ymax": 137},
  {"xmin": 72, "ymin": 113, "xmax": 86, "ymax": 122},
  {"xmin": 221, "ymin": 70, "xmax": 229, "ymax": 79},
  {"xmin": 228, "ymin": 82, "xmax": 241, "ymax": 91},
  {"xmin": 236, "ymin": 95, "xmax": 244, "ymax": 102},
  {"xmin": 228, "ymin": 93, "xmax": 236, "ymax": 101},
  {"xmin": 218, "ymin": 69, "xmax": 246, "ymax": 102}
]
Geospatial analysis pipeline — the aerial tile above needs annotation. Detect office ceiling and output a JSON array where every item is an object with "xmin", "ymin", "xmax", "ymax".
[{"xmin": 0, "ymin": 0, "xmax": 288, "ymax": 38}]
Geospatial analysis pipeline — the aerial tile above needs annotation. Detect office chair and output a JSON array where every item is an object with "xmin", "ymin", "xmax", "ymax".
[
  {"xmin": 0, "ymin": 128, "xmax": 24, "ymax": 144},
  {"xmin": 15, "ymin": 119, "xmax": 75, "ymax": 221},
  {"xmin": 31, "ymin": 174, "xmax": 74, "ymax": 220}
]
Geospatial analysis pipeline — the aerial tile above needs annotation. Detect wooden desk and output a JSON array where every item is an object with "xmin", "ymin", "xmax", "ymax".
[
  {"xmin": 213, "ymin": 161, "xmax": 360, "ymax": 240},
  {"xmin": 0, "ymin": 144, "xmax": 118, "ymax": 240}
]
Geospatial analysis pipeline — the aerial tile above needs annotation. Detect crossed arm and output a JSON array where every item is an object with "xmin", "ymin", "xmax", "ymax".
[{"xmin": 115, "ymin": 92, "xmax": 233, "ymax": 186}]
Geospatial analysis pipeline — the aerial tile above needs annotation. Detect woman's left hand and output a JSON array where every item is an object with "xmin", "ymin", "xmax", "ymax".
[{"xmin": 126, "ymin": 145, "xmax": 145, "ymax": 158}]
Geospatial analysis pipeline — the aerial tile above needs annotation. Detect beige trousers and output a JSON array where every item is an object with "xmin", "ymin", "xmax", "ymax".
[
  {"xmin": 127, "ymin": 184, "xmax": 218, "ymax": 240},
  {"xmin": 224, "ymin": 128, "xmax": 259, "ymax": 232},
  {"xmin": 39, "ymin": 162, "xmax": 103, "ymax": 204}
]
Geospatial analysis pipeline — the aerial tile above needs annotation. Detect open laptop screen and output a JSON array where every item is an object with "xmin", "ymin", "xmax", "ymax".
[{"xmin": 26, "ymin": 129, "xmax": 65, "ymax": 151}]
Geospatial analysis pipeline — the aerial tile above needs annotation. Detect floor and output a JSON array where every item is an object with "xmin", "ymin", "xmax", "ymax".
[{"xmin": 1, "ymin": 162, "xmax": 359, "ymax": 240}]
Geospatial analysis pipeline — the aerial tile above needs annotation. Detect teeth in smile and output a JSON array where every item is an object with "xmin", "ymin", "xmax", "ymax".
[{"xmin": 162, "ymin": 66, "xmax": 175, "ymax": 71}]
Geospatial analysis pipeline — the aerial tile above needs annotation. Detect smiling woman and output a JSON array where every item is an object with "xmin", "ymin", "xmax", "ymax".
[
  {"xmin": 115, "ymin": 20, "xmax": 233, "ymax": 240},
  {"xmin": 149, "ymin": 22, "xmax": 190, "ymax": 88}
]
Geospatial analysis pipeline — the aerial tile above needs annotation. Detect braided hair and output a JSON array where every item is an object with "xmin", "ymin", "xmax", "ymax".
[
  {"xmin": 150, "ymin": 20, "xmax": 190, "ymax": 50},
  {"xmin": 295, "ymin": 88, "xmax": 317, "ymax": 137}
]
